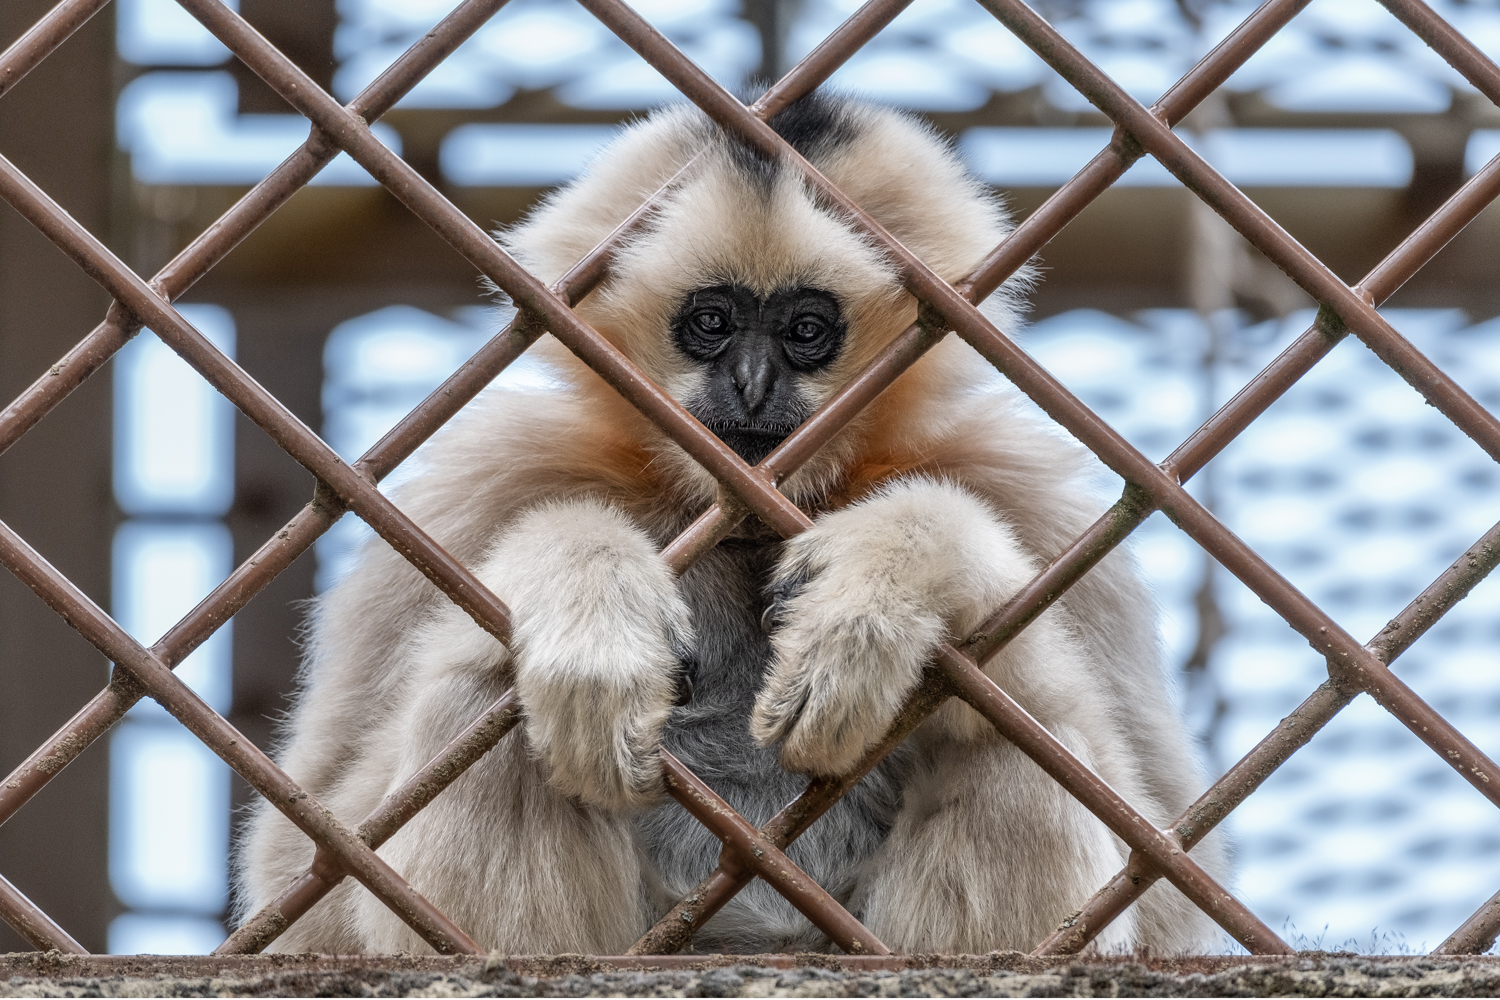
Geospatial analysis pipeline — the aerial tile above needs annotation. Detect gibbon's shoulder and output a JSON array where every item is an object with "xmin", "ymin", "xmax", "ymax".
[{"xmin": 393, "ymin": 384, "xmax": 662, "ymax": 523}]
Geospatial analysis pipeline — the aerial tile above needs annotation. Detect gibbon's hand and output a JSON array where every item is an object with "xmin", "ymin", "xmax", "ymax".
[
  {"xmin": 502, "ymin": 499, "xmax": 694, "ymax": 812},
  {"xmin": 752, "ymin": 477, "xmax": 1017, "ymax": 776}
]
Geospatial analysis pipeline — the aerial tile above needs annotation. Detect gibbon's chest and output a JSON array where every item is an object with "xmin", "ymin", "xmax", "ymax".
[{"xmin": 636, "ymin": 537, "xmax": 909, "ymax": 946}]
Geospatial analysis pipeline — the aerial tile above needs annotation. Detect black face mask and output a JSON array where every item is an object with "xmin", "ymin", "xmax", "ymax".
[{"xmin": 672, "ymin": 284, "xmax": 846, "ymax": 464}]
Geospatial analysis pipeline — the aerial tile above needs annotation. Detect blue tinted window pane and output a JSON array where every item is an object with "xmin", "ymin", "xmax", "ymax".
[
  {"xmin": 117, "ymin": 72, "xmax": 402, "ymax": 186},
  {"xmin": 441, "ymin": 124, "xmax": 620, "ymax": 186},
  {"xmin": 108, "ymin": 913, "xmax": 226, "ymax": 955},
  {"xmin": 117, "ymin": 0, "xmax": 237, "ymax": 66},
  {"xmin": 113, "ymin": 304, "xmax": 235, "ymax": 517},
  {"xmin": 109, "ymin": 723, "xmax": 230, "ymax": 914},
  {"xmin": 112, "ymin": 522, "xmax": 234, "ymax": 716},
  {"xmin": 1027, "ymin": 307, "xmax": 1500, "ymax": 951}
]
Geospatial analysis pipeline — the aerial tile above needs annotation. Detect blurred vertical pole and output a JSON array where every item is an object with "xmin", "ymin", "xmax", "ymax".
[
  {"xmin": 1179, "ymin": 82, "xmax": 1234, "ymax": 765},
  {"xmin": 0, "ymin": 0, "xmax": 118, "ymax": 954},
  {"xmin": 744, "ymin": 0, "xmax": 799, "ymax": 83}
]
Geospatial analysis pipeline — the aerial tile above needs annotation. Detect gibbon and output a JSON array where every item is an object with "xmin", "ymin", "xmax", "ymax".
[{"xmin": 237, "ymin": 93, "xmax": 1228, "ymax": 955}]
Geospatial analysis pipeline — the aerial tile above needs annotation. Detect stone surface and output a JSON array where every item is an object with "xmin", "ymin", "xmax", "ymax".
[{"xmin": 7, "ymin": 952, "xmax": 1500, "ymax": 997}]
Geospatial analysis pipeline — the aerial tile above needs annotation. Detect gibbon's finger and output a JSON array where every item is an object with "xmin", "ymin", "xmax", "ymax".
[
  {"xmin": 760, "ymin": 566, "xmax": 810, "ymax": 635},
  {"xmin": 755, "ymin": 609, "xmax": 939, "ymax": 776}
]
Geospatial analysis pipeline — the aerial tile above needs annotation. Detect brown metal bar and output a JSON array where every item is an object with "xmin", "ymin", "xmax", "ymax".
[
  {"xmin": 217, "ymin": 691, "xmax": 523, "ymax": 954},
  {"xmin": 1441, "ymin": 894, "xmax": 1500, "ymax": 955},
  {"xmin": 208, "ymin": 0, "xmax": 913, "ymax": 952},
  {"xmin": 1036, "ymin": 507, "xmax": 1500, "ymax": 955},
  {"xmin": 962, "ymin": 0, "xmax": 1316, "ymax": 301},
  {"xmin": 0, "ymin": 0, "xmax": 111, "ymax": 100},
  {"xmin": 660, "ymin": 751, "xmax": 889, "ymax": 955},
  {"xmin": 630, "ymin": 667, "xmax": 955, "ymax": 954},
  {"xmin": 973, "ymin": 0, "xmax": 1500, "ymax": 474},
  {"xmin": 933, "ymin": 641, "xmax": 1290, "ymax": 954},
  {"xmin": 629, "ymin": 2, "xmax": 1500, "ymax": 950},
  {"xmin": 0, "ymin": 0, "xmax": 515, "ymax": 466},
  {"xmin": 0, "ymin": 149, "xmax": 521, "ymax": 644},
  {"xmin": 751, "ymin": 0, "xmax": 913, "ymax": 117},
  {"xmin": 565, "ymin": 0, "xmax": 1500, "ymax": 947},
  {"xmin": 0, "ymin": 514, "xmax": 482, "ymax": 955},
  {"xmin": 0, "ymin": 871, "xmax": 87, "ymax": 953},
  {"xmin": 1377, "ymin": 0, "xmax": 1500, "ymax": 107},
  {"xmin": 0, "ymin": 303, "xmax": 135, "ymax": 459}
]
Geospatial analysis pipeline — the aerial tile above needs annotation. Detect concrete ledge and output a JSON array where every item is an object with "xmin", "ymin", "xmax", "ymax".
[{"xmin": 6, "ymin": 951, "xmax": 1500, "ymax": 997}]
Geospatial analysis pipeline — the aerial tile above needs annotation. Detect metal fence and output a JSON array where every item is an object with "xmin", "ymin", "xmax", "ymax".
[{"xmin": 2, "ymin": 0, "xmax": 1500, "ymax": 959}]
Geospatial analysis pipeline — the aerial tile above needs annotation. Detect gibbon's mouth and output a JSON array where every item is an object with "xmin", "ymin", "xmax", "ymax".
[{"xmin": 703, "ymin": 423, "xmax": 797, "ymax": 464}]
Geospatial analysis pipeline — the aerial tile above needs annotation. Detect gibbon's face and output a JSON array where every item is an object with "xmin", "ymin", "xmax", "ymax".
[{"xmin": 672, "ymin": 283, "xmax": 846, "ymax": 464}]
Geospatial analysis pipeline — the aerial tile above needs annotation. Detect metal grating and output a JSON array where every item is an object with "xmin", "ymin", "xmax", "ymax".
[{"xmin": 2, "ymin": 0, "xmax": 1500, "ymax": 959}]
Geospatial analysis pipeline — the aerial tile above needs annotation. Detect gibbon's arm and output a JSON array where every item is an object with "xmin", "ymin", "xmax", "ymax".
[
  {"xmin": 752, "ymin": 475, "xmax": 1063, "ymax": 776},
  {"xmin": 409, "ymin": 496, "xmax": 694, "ymax": 812}
]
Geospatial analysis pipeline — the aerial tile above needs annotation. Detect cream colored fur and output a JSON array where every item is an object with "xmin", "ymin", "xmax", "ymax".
[{"xmin": 236, "ymin": 96, "xmax": 1229, "ymax": 956}]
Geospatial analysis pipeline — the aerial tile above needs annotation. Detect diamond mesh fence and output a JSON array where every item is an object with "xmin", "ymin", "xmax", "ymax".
[{"xmin": 3, "ymin": 0, "xmax": 1500, "ymax": 958}]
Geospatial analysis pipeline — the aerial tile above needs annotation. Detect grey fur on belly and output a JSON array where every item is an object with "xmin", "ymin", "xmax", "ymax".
[{"xmin": 637, "ymin": 538, "xmax": 908, "ymax": 953}]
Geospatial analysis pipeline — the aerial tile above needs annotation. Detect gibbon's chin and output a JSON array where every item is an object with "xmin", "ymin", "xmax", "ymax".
[{"xmin": 703, "ymin": 422, "xmax": 799, "ymax": 464}]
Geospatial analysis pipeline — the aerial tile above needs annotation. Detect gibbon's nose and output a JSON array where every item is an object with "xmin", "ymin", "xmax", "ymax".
[{"xmin": 732, "ymin": 350, "xmax": 774, "ymax": 413}]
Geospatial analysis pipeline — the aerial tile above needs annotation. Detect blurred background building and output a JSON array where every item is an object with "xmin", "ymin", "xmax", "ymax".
[{"xmin": 3, "ymin": 0, "xmax": 1500, "ymax": 955}]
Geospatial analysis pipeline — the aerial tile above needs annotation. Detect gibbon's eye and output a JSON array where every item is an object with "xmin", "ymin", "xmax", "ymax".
[
  {"xmin": 787, "ymin": 315, "xmax": 826, "ymax": 343},
  {"xmin": 691, "ymin": 309, "xmax": 729, "ymax": 336},
  {"xmin": 777, "ymin": 289, "xmax": 844, "ymax": 371},
  {"xmin": 674, "ymin": 286, "xmax": 743, "ymax": 361}
]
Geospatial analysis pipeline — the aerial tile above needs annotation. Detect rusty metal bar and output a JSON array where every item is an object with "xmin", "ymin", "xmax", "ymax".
[
  {"xmin": 0, "ymin": 0, "xmax": 515, "ymax": 465},
  {"xmin": 973, "ymin": 0, "xmax": 1500, "ymax": 474},
  {"xmin": 630, "ymin": 667, "xmax": 955, "ymax": 954},
  {"xmin": 0, "ymin": 517, "xmax": 482, "ymax": 955},
  {"xmin": 0, "ymin": 150, "xmax": 522, "ymax": 647},
  {"xmin": 0, "ymin": 871, "xmax": 87, "ymax": 954},
  {"xmin": 1440, "ymin": 893, "xmax": 1500, "ymax": 955},
  {"xmin": 1377, "ymin": 0, "xmax": 1500, "ymax": 107},
  {"xmin": 0, "ymin": 0, "xmax": 111, "ymax": 100},
  {"xmin": 217, "ymin": 691, "xmax": 523, "ymax": 954},
  {"xmin": 206, "ymin": 0, "xmax": 912, "ymax": 954},
  {"xmin": 1, "ymin": 0, "xmax": 1496, "ymax": 961},
  {"xmin": 961, "ymin": 0, "xmax": 1316, "ymax": 301},
  {"xmin": 934, "ymin": 642, "xmax": 1290, "ymax": 953},
  {"xmin": 1035, "ymin": 508, "xmax": 1500, "ymax": 954},
  {"xmin": 660, "ymin": 751, "xmax": 889, "ymax": 955}
]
